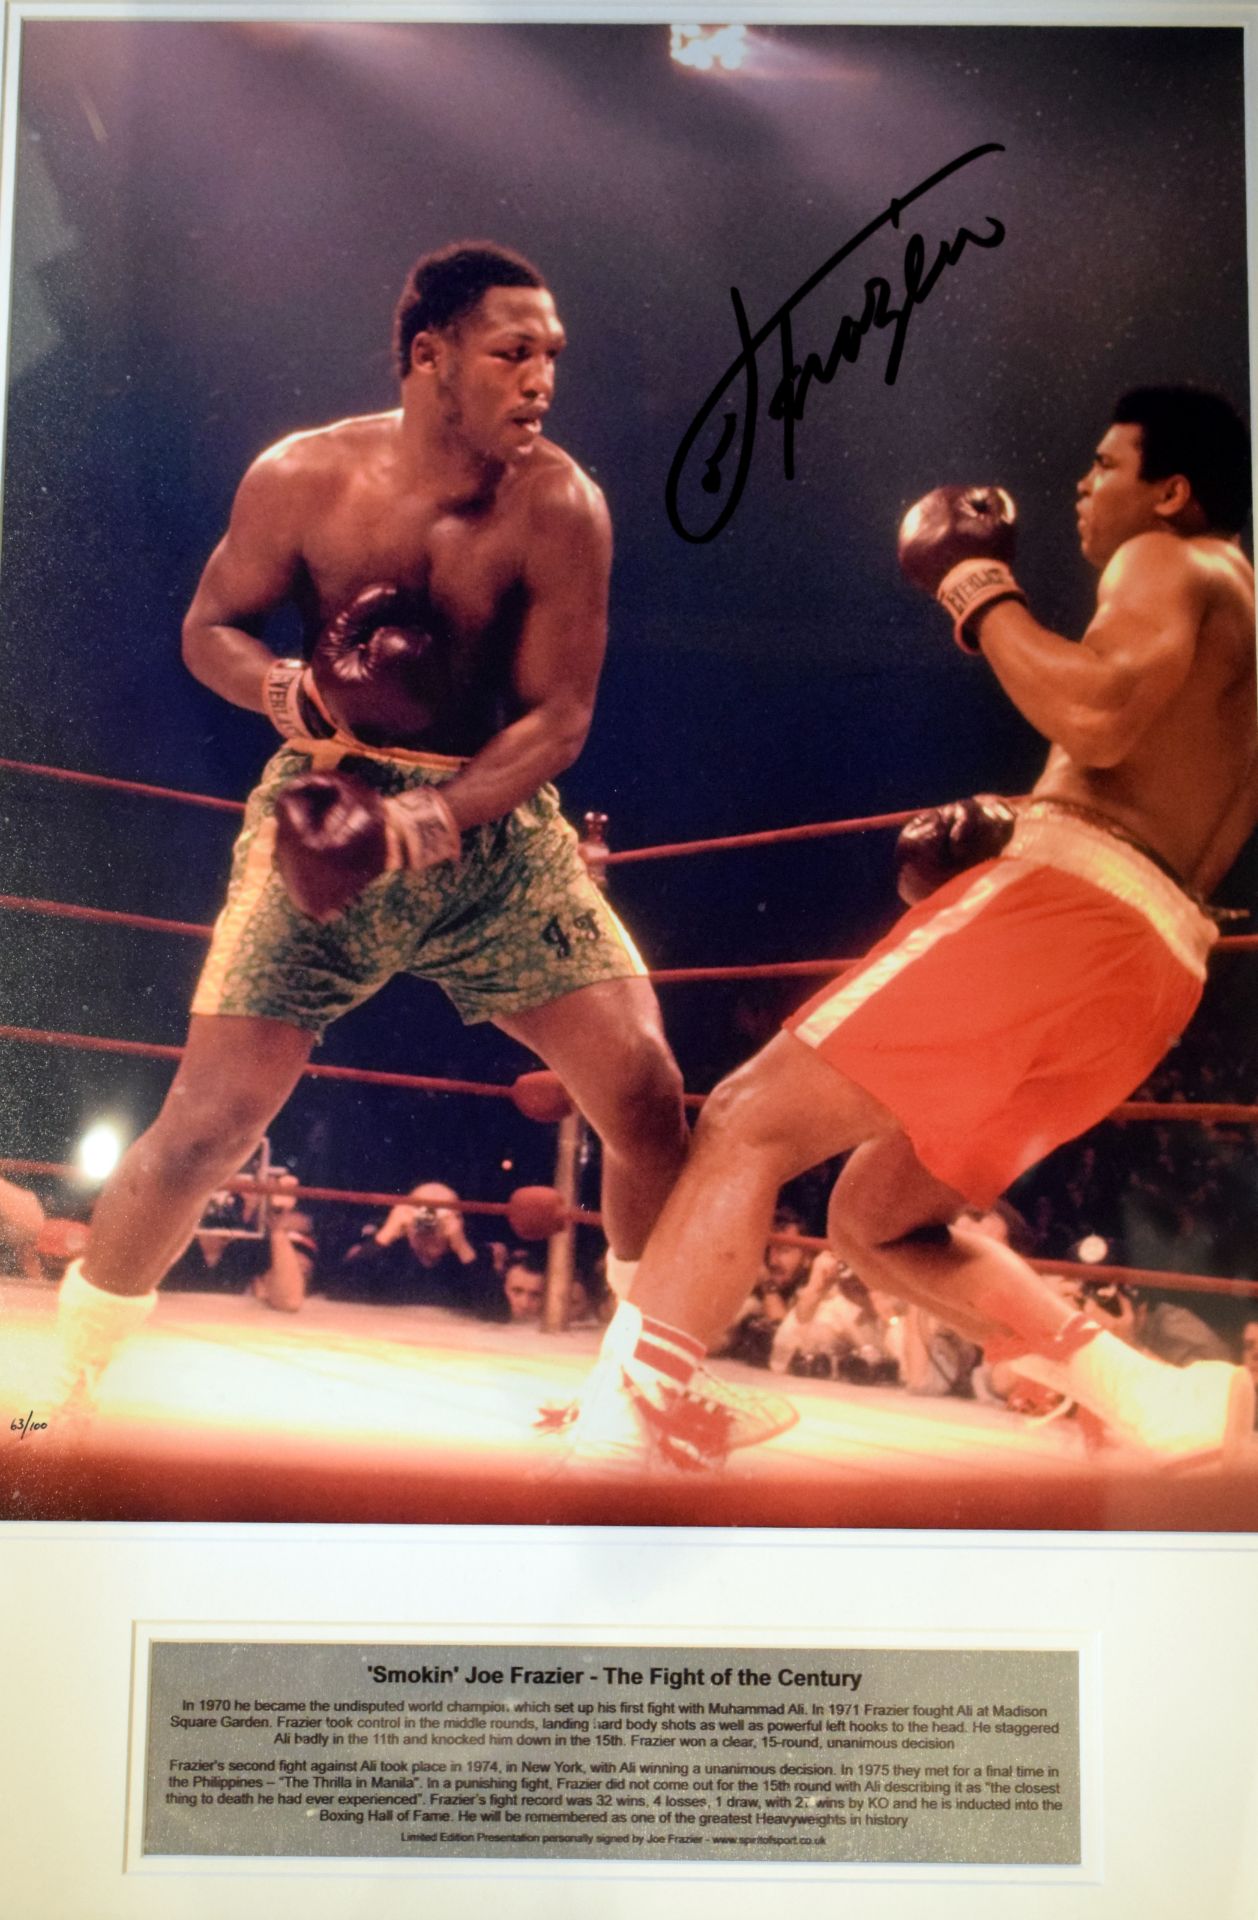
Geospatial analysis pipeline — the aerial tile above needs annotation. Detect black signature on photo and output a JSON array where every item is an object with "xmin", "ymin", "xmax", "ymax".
[{"xmin": 666, "ymin": 143, "xmax": 1006, "ymax": 542}]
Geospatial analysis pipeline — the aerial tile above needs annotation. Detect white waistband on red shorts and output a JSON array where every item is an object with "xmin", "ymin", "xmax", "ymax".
[{"xmin": 1006, "ymin": 800, "xmax": 1217, "ymax": 978}]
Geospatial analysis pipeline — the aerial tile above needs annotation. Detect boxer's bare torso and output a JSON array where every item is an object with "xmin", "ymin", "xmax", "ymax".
[
  {"xmin": 1034, "ymin": 533, "xmax": 1257, "ymax": 893},
  {"xmin": 195, "ymin": 414, "xmax": 605, "ymax": 759},
  {"xmin": 977, "ymin": 409, "xmax": 1257, "ymax": 898},
  {"xmin": 184, "ymin": 283, "xmax": 611, "ymax": 807}
]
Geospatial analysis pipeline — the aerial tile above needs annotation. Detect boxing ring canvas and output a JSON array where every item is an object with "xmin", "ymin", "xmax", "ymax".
[{"xmin": 1, "ymin": 6, "xmax": 1256, "ymax": 1918}]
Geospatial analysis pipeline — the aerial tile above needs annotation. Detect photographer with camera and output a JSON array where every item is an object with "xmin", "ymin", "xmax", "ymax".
[
  {"xmin": 769, "ymin": 1249, "xmax": 902, "ymax": 1386},
  {"xmin": 162, "ymin": 1162, "xmax": 318, "ymax": 1314},
  {"xmin": 333, "ymin": 1180, "xmax": 508, "ymax": 1321},
  {"xmin": 1094, "ymin": 1277, "xmax": 1231, "ymax": 1369}
]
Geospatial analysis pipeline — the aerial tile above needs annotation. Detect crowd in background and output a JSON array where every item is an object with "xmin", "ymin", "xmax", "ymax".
[{"xmin": 4, "ymin": 985, "xmax": 1256, "ymax": 1426}]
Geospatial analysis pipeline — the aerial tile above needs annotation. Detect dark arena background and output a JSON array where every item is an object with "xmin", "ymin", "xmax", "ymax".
[{"xmin": 0, "ymin": 18, "xmax": 1254, "ymax": 1528}]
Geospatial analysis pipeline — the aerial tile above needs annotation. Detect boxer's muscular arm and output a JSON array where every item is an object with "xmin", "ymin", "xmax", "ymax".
[
  {"xmin": 973, "ymin": 533, "xmax": 1200, "ymax": 768},
  {"xmin": 182, "ymin": 447, "xmax": 305, "ymax": 711},
  {"xmin": 438, "ymin": 471, "xmax": 612, "ymax": 831}
]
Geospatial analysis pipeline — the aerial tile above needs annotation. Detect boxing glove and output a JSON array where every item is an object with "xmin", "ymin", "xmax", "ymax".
[
  {"xmin": 897, "ymin": 486, "xmax": 1026, "ymax": 652},
  {"xmin": 274, "ymin": 770, "xmax": 461, "ymax": 922},
  {"xmin": 312, "ymin": 583, "xmax": 449, "ymax": 746},
  {"xmin": 264, "ymin": 584, "xmax": 449, "ymax": 746},
  {"xmin": 894, "ymin": 793, "xmax": 1017, "ymax": 906}
]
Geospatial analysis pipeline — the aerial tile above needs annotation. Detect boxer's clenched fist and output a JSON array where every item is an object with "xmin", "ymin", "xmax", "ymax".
[
  {"xmin": 898, "ymin": 485, "xmax": 1026, "ymax": 652},
  {"xmin": 264, "ymin": 583, "xmax": 450, "ymax": 747},
  {"xmin": 274, "ymin": 771, "xmax": 460, "ymax": 922},
  {"xmin": 894, "ymin": 793, "xmax": 1017, "ymax": 906}
]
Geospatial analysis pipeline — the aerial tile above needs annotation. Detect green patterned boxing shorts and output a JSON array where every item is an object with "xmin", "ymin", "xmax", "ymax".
[{"xmin": 192, "ymin": 742, "xmax": 647, "ymax": 1032}]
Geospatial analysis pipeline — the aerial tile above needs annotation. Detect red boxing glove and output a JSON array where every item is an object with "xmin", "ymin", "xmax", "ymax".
[
  {"xmin": 894, "ymin": 794, "xmax": 1017, "ymax": 906},
  {"xmin": 897, "ymin": 486, "xmax": 1026, "ymax": 652},
  {"xmin": 274, "ymin": 771, "xmax": 461, "ymax": 922},
  {"xmin": 310, "ymin": 583, "xmax": 450, "ymax": 747}
]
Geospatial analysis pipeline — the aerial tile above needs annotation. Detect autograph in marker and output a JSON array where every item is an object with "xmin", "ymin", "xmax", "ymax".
[{"xmin": 665, "ymin": 143, "xmax": 1006, "ymax": 543}]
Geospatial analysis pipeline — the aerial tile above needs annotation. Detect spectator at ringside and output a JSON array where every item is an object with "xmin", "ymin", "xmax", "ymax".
[
  {"xmin": 503, "ymin": 1257, "xmax": 546, "ymax": 1324},
  {"xmin": 499, "ymin": 1252, "xmax": 599, "ymax": 1327},
  {"xmin": 1067, "ymin": 1273, "xmax": 1233, "ymax": 1368},
  {"xmin": 770, "ymin": 1250, "xmax": 901, "ymax": 1383},
  {"xmin": 252, "ymin": 1206, "xmax": 319, "ymax": 1314},
  {"xmin": 717, "ymin": 1205, "xmax": 814, "ymax": 1368},
  {"xmin": 163, "ymin": 1171, "xmax": 318, "ymax": 1313},
  {"xmin": 333, "ymin": 1180, "xmax": 508, "ymax": 1321},
  {"xmin": 0, "ymin": 1175, "xmax": 46, "ymax": 1278}
]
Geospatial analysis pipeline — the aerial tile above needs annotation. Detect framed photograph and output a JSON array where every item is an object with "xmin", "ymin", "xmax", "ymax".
[{"xmin": 1, "ymin": 4, "xmax": 1255, "ymax": 1914}]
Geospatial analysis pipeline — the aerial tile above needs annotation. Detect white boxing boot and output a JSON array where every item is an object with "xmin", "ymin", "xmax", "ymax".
[
  {"xmin": 43, "ymin": 1260, "xmax": 157, "ymax": 1422},
  {"xmin": 543, "ymin": 1302, "xmax": 798, "ymax": 1476},
  {"xmin": 1008, "ymin": 1316, "xmax": 1254, "ymax": 1465}
]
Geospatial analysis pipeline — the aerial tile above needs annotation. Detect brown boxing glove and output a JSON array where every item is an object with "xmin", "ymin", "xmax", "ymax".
[
  {"xmin": 894, "ymin": 794, "xmax": 1017, "ymax": 907},
  {"xmin": 897, "ymin": 486, "xmax": 1026, "ymax": 652},
  {"xmin": 310, "ymin": 583, "xmax": 451, "ymax": 747},
  {"xmin": 274, "ymin": 771, "xmax": 461, "ymax": 922}
]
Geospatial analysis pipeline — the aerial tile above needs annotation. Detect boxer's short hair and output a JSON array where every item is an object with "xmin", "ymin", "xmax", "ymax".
[
  {"xmin": 394, "ymin": 242, "xmax": 546, "ymax": 377},
  {"xmin": 1112, "ymin": 386, "xmax": 1251, "ymax": 535}
]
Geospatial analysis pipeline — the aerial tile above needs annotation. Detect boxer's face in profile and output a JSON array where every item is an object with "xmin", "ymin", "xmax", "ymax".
[
  {"xmin": 1075, "ymin": 422, "xmax": 1174, "ymax": 568},
  {"xmin": 427, "ymin": 286, "xmax": 566, "ymax": 465}
]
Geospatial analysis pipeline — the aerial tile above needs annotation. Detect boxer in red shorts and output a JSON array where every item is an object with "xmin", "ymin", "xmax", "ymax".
[
  {"xmin": 787, "ymin": 805, "xmax": 1211, "ymax": 1211},
  {"xmin": 562, "ymin": 385, "xmax": 1257, "ymax": 1469}
]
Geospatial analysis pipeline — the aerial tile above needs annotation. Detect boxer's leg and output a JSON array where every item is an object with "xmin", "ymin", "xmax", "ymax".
[
  {"xmin": 626, "ymin": 1033, "xmax": 896, "ymax": 1344},
  {"xmin": 552, "ymin": 1033, "xmax": 896, "ymax": 1466},
  {"xmin": 829, "ymin": 1133, "xmax": 1078, "ymax": 1350},
  {"xmin": 47, "ymin": 1015, "xmax": 313, "ymax": 1413},
  {"xmin": 832, "ymin": 1134, "xmax": 1253, "ymax": 1453},
  {"xmin": 86, "ymin": 1015, "xmax": 314, "ymax": 1294},
  {"xmin": 498, "ymin": 976, "xmax": 688, "ymax": 1262}
]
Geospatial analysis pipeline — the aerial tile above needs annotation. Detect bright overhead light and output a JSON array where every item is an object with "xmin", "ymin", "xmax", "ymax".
[
  {"xmin": 670, "ymin": 24, "xmax": 750, "ymax": 74},
  {"xmin": 77, "ymin": 1120, "xmax": 124, "ymax": 1183},
  {"xmin": 1075, "ymin": 1234, "xmax": 1110, "ymax": 1266}
]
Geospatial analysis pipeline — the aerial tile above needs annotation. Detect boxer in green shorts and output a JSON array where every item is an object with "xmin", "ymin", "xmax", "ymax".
[
  {"xmin": 195, "ymin": 742, "xmax": 645, "ymax": 1031},
  {"xmin": 46, "ymin": 242, "xmax": 689, "ymax": 1410}
]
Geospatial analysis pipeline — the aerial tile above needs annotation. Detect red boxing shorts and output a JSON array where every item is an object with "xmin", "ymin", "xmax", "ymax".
[{"xmin": 784, "ymin": 803, "xmax": 1217, "ymax": 1208}]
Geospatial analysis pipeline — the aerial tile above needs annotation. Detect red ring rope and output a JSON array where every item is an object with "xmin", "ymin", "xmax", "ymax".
[
  {"xmin": 1, "ymin": 1023, "xmax": 1256, "ymax": 1127},
  {"xmin": 4, "ymin": 761, "xmax": 1255, "ymax": 1140},
  {"xmin": 604, "ymin": 808, "xmax": 922, "ymax": 863},
  {"xmin": 1, "ymin": 893, "xmax": 1253, "ymax": 970},
  {"xmin": 0, "ymin": 894, "xmax": 213, "ymax": 940},
  {"xmin": 0, "ymin": 1026, "xmax": 514, "ymax": 1101},
  {"xmin": 0, "ymin": 756, "xmax": 242, "ymax": 813},
  {"xmin": 4, "ymin": 757, "xmax": 1258, "ymax": 943},
  {"xmin": 0, "ymin": 1157, "xmax": 600, "ymax": 1230}
]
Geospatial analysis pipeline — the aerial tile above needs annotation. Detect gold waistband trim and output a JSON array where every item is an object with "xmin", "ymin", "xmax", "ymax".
[
  {"xmin": 295, "ymin": 737, "xmax": 469, "ymax": 777},
  {"xmin": 1006, "ymin": 806, "xmax": 1216, "ymax": 977}
]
